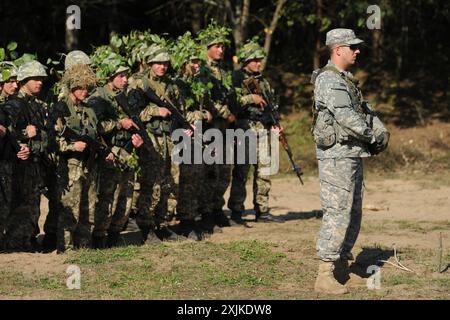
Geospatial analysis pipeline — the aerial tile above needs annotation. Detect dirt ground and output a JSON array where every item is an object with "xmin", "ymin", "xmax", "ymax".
[{"xmin": 0, "ymin": 173, "xmax": 449, "ymax": 300}]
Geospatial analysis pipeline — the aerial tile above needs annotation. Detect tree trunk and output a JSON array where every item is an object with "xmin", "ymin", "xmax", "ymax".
[
  {"xmin": 313, "ymin": 0, "xmax": 323, "ymax": 70},
  {"xmin": 190, "ymin": 1, "xmax": 202, "ymax": 33},
  {"xmin": 65, "ymin": 29, "xmax": 78, "ymax": 51},
  {"xmin": 262, "ymin": 0, "xmax": 287, "ymax": 70}
]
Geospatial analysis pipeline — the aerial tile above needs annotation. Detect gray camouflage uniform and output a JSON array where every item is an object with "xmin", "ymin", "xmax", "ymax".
[{"xmin": 312, "ymin": 29, "xmax": 388, "ymax": 262}]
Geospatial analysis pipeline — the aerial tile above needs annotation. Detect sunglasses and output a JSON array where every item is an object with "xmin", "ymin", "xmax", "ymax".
[{"xmin": 341, "ymin": 44, "xmax": 361, "ymax": 51}]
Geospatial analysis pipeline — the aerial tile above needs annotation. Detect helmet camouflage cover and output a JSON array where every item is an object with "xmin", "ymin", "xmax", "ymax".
[
  {"xmin": 144, "ymin": 44, "xmax": 170, "ymax": 63},
  {"xmin": 17, "ymin": 60, "xmax": 47, "ymax": 82},
  {"xmin": 65, "ymin": 50, "xmax": 92, "ymax": 70}
]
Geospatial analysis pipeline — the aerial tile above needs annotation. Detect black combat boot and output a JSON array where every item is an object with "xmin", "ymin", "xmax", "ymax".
[
  {"xmin": 214, "ymin": 210, "xmax": 231, "ymax": 227},
  {"xmin": 42, "ymin": 233, "xmax": 57, "ymax": 252},
  {"xmin": 156, "ymin": 225, "xmax": 187, "ymax": 242},
  {"xmin": 107, "ymin": 232, "xmax": 121, "ymax": 248},
  {"xmin": 199, "ymin": 212, "xmax": 218, "ymax": 234},
  {"xmin": 255, "ymin": 211, "xmax": 285, "ymax": 223},
  {"xmin": 92, "ymin": 236, "xmax": 107, "ymax": 249},
  {"xmin": 230, "ymin": 211, "xmax": 251, "ymax": 227}
]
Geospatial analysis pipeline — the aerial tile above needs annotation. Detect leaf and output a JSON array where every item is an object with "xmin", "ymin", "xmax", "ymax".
[
  {"xmin": 7, "ymin": 41, "xmax": 18, "ymax": 51},
  {"xmin": 0, "ymin": 48, "xmax": 5, "ymax": 60}
]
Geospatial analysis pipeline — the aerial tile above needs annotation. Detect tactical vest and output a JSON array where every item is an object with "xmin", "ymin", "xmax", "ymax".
[
  {"xmin": 63, "ymin": 99, "xmax": 98, "ymax": 140},
  {"xmin": 146, "ymin": 76, "xmax": 174, "ymax": 136},
  {"xmin": 311, "ymin": 65, "xmax": 367, "ymax": 149},
  {"xmin": 93, "ymin": 86, "xmax": 132, "ymax": 149}
]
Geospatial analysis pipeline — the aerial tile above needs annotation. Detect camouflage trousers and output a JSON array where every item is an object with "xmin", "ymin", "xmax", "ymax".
[
  {"xmin": 228, "ymin": 121, "xmax": 272, "ymax": 214},
  {"xmin": 136, "ymin": 133, "xmax": 178, "ymax": 230},
  {"xmin": 5, "ymin": 161, "xmax": 43, "ymax": 251},
  {"xmin": 93, "ymin": 163, "xmax": 135, "ymax": 237},
  {"xmin": 56, "ymin": 158, "xmax": 98, "ymax": 252},
  {"xmin": 0, "ymin": 161, "xmax": 13, "ymax": 249},
  {"xmin": 177, "ymin": 140, "xmax": 205, "ymax": 221},
  {"xmin": 42, "ymin": 162, "xmax": 61, "ymax": 236},
  {"xmin": 316, "ymin": 157, "xmax": 364, "ymax": 262}
]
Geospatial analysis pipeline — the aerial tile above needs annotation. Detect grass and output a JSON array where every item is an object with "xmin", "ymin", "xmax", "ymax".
[{"xmin": 1, "ymin": 238, "xmax": 449, "ymax": 299}]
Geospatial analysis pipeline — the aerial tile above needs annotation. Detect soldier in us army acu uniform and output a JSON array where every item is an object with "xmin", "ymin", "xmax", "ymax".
[
  {"xmin": 311, "ymin": 29, "xmax": 390, "ymax": 294},
  {"xmin": 2, "ymin": 60, "xmax": 49, "ymax": 251},
  {"xmin": 227, "ymin": 40, "xmax": 284, "ymax": 225}
]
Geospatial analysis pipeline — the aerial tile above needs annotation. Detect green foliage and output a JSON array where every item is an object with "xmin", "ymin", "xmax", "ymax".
[
  {"xmin": 196, "ymin": 19, "xmax": 231, "ymax": 47},
  {"xmin": 90, "ymin": 45, "xmax": 127, "ymax": 84},
  {"xmin": 169, "ymin": 31, "xmax": 202, "ymax": 73}
]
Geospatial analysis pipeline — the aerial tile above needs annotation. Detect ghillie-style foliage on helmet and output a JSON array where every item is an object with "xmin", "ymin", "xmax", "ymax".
[
  {"xmin": 237, "ymin": 37, "xmax": 266, "ymax": 63},
  {"xmin": 90, "ymin": 45, "xmax": 129, "ymax": 85},
  {"xmin": 63, "ymin": 64, "xmax": 96, "ymax": 91},
  {"xmin": 0, "ymin": 61, "xmax": 18, "ymax": 82},
  {"xmin": 17, "ymin": 60, "xmax": 47, "ymax": 82},
  {"xmin": 170, "ymin": 32, "xmax": 203, "ymax": 73},
  {"xmin": 197, "ymin": 20, "xmax": 231, "ymax": 48},
  {"xmin": 110, "ymin": 30, "xmax": 171, "ymax": 68},
  {"xmin": 64, "ymin": 50, "xmax": 91, "ymax": 70}
]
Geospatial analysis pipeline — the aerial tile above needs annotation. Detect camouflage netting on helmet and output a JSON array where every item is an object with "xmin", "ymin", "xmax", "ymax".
[
  {"xmin": 169, "ymin": 32, "xmax": 203, "ymax": 73},
  {"xmin": 237, "ymin": 38, "xmax": 266, "ymax": 63},
  {"xmin": 0, "ymin": 61, "xmax": 18, "ymax": 82},
  {"xmin": 197, "ymin": 20, "xmax": 231, "ymax": 48},
  {"xmin": 90, "ymin": 45, "xmax": 129, "ymax": 84},
  {"xmin": 63, "ymin": 64, "xmax": 96, "ymax": 90}
]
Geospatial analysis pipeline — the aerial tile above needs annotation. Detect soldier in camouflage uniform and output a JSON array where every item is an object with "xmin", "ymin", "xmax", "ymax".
[
  {"xmin": 173, "ymin": 50, "xmax": 214, "ymax": 240},
  {"xmin": 88, "ymin": 52, "xmax": 144, "ymax": 248},
  {"xmin": 311, "ymin": 29, "xmax": 390, "ymax": 294},
  {"xmin": 2, "ymin": 60, "xmax": 49, "ymax": 251},
  {"xmin": 198, "ymin": 33, "xmax": 237, "ymax": 233},
  {"xmin": 127, "ymin": 44, "xmax": 183, "ymax": 243},
  {"xmin": 41, "ymin": 50, "xmax": 93, "ymax": 251},
  {"xmin": 1, "ymin": 63, "xmax": 31, "ymax": 250},
  {"xmin": 227, "ymin": 40, "xmax": 284, "ymax": 224},
  {"xmin": 51, "ymin": 64, "xmax": 105, "ymax": 253}
]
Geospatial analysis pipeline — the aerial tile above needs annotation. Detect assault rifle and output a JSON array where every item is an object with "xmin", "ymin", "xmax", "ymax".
[{"xmin": 243, "ymin": 76, "xmax": 304, "ymax": 185}]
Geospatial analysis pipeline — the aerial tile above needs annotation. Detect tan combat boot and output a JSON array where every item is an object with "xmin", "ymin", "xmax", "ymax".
[
  {"xmin": 314, "ymin": 261, "xmax": 349, "ymax": 295},
  {"xmin": 335, "ymin": 258, "xmax": 367, "ymax": 288}
]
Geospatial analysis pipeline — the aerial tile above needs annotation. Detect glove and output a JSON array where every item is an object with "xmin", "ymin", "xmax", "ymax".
[{"xmin": 369, "ymin": 131, "xmax": 390, "ymax": 155}]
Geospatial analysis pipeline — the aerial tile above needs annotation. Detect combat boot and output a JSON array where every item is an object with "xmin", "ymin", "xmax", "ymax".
[
  {"xmin": 175, "ymin": 220, "xmax": 203, "ymax": 241},
  {"xmin": 92, "ymin": 236, "xmax": 107, "ymax": 249},
  {"xmin": 255, "ymin": 211, "xmax": 284, "ymax": 223},
  {"xmin": 314, "ymin": 261, "xmax": 349, "ymax": 295},
  {"xmin": 141, "ymin": 227, "xmax": 162, "ymax": 245},
  {"xmin": 336, "ymin": 258, "xmax": 367, "ymax": 288},
  {"xmin": 42, "ymin": 233, "xmax": 57, "ymax": 252},
  {"xmin": 200, "ymin": 212, "xmax": 219, "ymax": 234},
  {"xmin": 107, "ymin": 232, "xmax": 121, "ymax": 248},
  {"xmin": 215, "ymin": 210, "xmax": 231, "ymax": 227},
  {"xmin": 230, "ymin": 211, "xmax": 251, "ymax": 227},
  {"xmin": 156, "ymin": 225, "xmax": 187, "ymax": 242}
]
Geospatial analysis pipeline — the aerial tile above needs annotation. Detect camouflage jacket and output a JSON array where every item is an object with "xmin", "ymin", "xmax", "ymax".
[
  {"xmin": 2, "ymin": 90, "xmax": 49, "ymax": 161},
  {"xmin": 205, "ymin": 58, "xmax": 233, "ymax": 121},
  {"xmin": 232, "ymin": 69, "xmax": 275, "ymax": 125},
  {"xmin": 312, "ymin": 60, "xmax": 376, "ymax": 159},
  {"xmin": 88, "ymin": 84, "xmax": 132, "ymax": 150},
  {"xmin": 51, "ymin": 95, "xmax": 99, "ymax": 162},
  {"xmin": 128, "ymin": 70, "xmax": 182, "ymax": 136}
]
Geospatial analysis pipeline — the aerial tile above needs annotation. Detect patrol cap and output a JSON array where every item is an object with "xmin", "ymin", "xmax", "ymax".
[
  {"xmin": 17, "ymin": 60, "xmax": 47, "ymax": 82},
  {"xmin": 65, "ymin": 50, "xmax": 92, "ymax": 70},
  {"xmin": 325, "ymin": 28, "xmax": 364, "ymax": 48}
]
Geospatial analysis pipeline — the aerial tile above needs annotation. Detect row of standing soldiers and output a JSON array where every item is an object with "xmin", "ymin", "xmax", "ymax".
[{"xmin": 0, "ymin": 38, "xmax": 285, "ymax": 253}]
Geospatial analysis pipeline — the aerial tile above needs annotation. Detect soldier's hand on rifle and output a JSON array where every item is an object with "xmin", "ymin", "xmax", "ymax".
[
  {"xmin": 74, "ymin": 141, "xmax": 87, "ymax": 152},
  {"xmin": 227, "ymin": 114, "xmax": 236, "ymax": 124},
  {"xmin": 105, "ymin": 152, "xmax": 115, "ymax": 163},
  {"xmin": 159, "ymin": 107, "xmax": 172, "ymax": 118},
  {"xmin": 132, "ymin": 134, "xmax": 143, "ymax": 148},
  {"xmin": 120, "ymin": 118, "xmax": 138, "ymax": 130},
  {"xmin": 17, "ymin": 145, "xmax": 30, "ymax": 160},
  {"xmin": 25, "ymin": 125, "xmax": 37, "ymax": 138},
  {"xmin": 271, "ymin": 125, "xmax": 284, "ymax": 136},
  {"xmin": 0, "ymin": 125, "xmax": 6, "ymax": 138},
  {"xmin": 251, "ymin": 94, "xmax": 267, "ymax": 108},
  {"xmin": 183, "ymin": 129, "xmax": 194, "ymax": 137}
]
